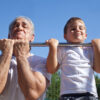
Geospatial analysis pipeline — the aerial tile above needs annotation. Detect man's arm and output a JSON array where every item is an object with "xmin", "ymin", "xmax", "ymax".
[
  {"xmin": 0, "ymin": 39, "xmax": 14, "ymax": 94},
  {"xmin": 92, "ymin": 39, "xmax": 100, "ymax": 73},
  {"xmin": 46, "ymin": 38, "xmax": 59, "ymax": 74},
  {"xmin": 14, "ymin": 40, "xmax": 46, "ymax": 100},
  {"xmin": 17, "ymin": 56, "xmax": 46, "ymax": 100}
]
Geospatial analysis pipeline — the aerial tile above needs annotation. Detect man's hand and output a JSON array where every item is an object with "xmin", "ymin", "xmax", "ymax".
[
  {"xmin": 13, "ymin": 40, "xmax": 30, "ymax": 57},
  {"xmin": 0, "ymin": 39, "xmax": 14, "ymax": 55}
]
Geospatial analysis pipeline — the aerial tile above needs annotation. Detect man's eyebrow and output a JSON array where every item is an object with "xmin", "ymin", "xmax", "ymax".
[
  {"xmin": 22, "ymin": 21, "xmax": 27, "ymax": 24},
  {"xmin": 22, "ymin": 22, "xmax": 29, "ymax": 26}
]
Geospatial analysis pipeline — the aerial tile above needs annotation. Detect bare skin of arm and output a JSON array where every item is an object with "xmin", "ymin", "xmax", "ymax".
[
  {"xmin": 0, "ymin": 39, "xmax": 14, "ymax": 94},
  {"xmin": 92, "ymin": 39, "xmax": 100, "ymax": 73},
  {"xmin": 46, "ymin": 38, "xmax": 60, "ymax": 74},
  {"xmin": 13, "ymin": 40, "xmax": 46, "ymax": 100}
]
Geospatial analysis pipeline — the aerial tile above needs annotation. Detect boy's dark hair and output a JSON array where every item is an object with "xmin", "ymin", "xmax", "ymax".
[{"xmin": 64, "ymin": 17, "xmax": 85, "ymax": 34}]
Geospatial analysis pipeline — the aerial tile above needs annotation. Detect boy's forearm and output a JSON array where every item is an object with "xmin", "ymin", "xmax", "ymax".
[{"xmin": 47, "ymin": 47, "xmax": 58, "ymax": 73}]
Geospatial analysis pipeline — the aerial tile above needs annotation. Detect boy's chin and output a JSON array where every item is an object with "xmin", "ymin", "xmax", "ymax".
[
  {"xmin": 74, "ymin": 38, "xmax": 85, "ymax": 43},
  {"xmin": 69, "ymin": 40, "xmax": 84, "ymax": 44}
]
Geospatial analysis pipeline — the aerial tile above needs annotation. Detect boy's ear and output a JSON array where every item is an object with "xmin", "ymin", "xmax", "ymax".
[
  {"xmin": 64, "ymin": 33, "xmax": 67, "ymax": 40},
  {"xmin": 85, "ymin": 33, "xmax": 87, "ymax": 39}
]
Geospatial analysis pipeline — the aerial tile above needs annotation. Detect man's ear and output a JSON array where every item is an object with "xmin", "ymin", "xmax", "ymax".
[
  {"xmin": 30, "ymin": 34, "xmax": 35, "ymax": 42},
  {"xmin": 8, "ymin": 33, "xmax": 10, "ymax": 39}
]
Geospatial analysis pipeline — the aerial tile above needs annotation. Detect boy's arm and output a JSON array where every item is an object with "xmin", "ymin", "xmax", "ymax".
[
  {"xmin": 0, "ymin": 39, "xmax": 14, "ymax": 94},
  {"xmin": 46, "ymin": 38, "xmax": 59, "ymax": 74},
  {"xmin": 92, "ymin": 39, "xmax": 100, "ymax": 73}
]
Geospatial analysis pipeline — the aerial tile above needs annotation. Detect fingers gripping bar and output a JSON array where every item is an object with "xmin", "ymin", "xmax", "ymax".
[{"xmin": 30, "ymin": 43, "xmax": 92, "ymax": 47}]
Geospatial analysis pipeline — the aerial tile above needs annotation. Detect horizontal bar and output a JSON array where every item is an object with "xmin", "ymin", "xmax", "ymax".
[{"xmin": 30, "ymin": 43, "xmax": 92, "ymax": 47}]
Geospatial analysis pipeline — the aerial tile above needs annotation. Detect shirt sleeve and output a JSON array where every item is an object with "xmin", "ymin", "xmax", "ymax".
[
  {"xmin": 30, "ymin": 57, "xmax": 51, "ymax": 85},
  {"xmin": 33, "ymin": 63, "xmax": 51, "ymax": 82},
  {"xmin": 57, "ymin": 47, "xmax": 64, "ymax": 65}
]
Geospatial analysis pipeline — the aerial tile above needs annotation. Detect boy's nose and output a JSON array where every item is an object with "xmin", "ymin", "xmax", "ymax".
[{"xmin": 76, "ymin": 27, "xmax": 80, "ymax": 32}]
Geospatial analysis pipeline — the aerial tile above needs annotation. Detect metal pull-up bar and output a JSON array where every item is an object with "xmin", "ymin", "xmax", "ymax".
[{"xmin": 30, "ymin": 43, "xmax": 92, "ymax": 47}]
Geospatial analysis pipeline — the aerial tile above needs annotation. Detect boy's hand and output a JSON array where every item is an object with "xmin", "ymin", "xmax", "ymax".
[{"xmin": 46, "ymin": 38, "xmax": 59, "ymax": 49}]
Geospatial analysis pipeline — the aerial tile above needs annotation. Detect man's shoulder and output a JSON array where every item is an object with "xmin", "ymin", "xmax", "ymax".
[
  {"xmin": 30, "ymin": 53, "xmax": 46, "ymax": 60},
  {"xmin": 29, "ymin": 53, "xmax": 46, "ymax": 64}
]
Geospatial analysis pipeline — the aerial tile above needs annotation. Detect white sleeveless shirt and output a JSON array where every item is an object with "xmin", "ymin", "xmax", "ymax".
[
  {"xmin": 0, "ymin": 54, "xmax": 51, "ymax": 100},
  {"xmin": 57, "ymin": 47, "xmax": 98, "ymax": 97}
]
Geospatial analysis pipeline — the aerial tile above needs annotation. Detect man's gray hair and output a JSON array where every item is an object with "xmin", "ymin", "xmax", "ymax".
[{"xmin": 8, "ymin": 16, "xmax": 34, "ymax": 38}]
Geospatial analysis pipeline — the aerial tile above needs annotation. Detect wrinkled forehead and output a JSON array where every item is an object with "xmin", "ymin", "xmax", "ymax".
[
  {"xmin": 13, "ymin": 17, "xmax": 32, "ymax": 26},
  {"xmin": 9, "ymin": 17, "xmax": 34, "ymax": 33}
]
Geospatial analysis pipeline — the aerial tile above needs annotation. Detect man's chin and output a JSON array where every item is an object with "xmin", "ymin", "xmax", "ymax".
[
  {"xmin": 12, "ymin": 36, "xmax": 24, "ymax": 40},
  {"xmin": 12, "ymin": 37, "xmax": 23, "ymax": 40}
]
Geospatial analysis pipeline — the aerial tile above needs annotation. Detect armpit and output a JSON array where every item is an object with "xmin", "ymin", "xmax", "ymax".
[{"xmin": 92, "ymin": 39, "xmax": 100, "ymax": 73}]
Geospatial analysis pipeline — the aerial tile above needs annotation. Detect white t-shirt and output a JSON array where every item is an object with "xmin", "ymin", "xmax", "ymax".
[
  {"xmin": 57, "ymin": 46, "xmax": 98, "ymax": 97},
  {"xmin": 0, "ymin": 54, "xmax": 51, "ymax": 100}
]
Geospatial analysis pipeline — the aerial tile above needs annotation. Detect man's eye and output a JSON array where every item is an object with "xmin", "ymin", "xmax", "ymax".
[
  {"xmin": 16, "ymin": 24, "xmax": 19, "ymax": 27},
  {"xmin": 22, "ymin": 23, "xmax": 28, "ymax": 28},
  {"xmin": 13, "ymin": 23, "xmax": 19, "ymax": 28},
  {"xmin": 24, "ymin": 25, "xmax": 28, "ymax": 28}
]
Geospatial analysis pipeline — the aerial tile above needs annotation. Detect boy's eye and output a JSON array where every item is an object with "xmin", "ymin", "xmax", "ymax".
[
  {"xmin": 79, "ymin": 26, "xmax": 84, "ymax": 30},
  {"xmin": 71, "ymin": 28, "xmax": 76, "ymax": 31}
]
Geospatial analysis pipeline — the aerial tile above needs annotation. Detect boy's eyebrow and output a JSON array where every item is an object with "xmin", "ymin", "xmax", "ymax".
[
  {"xmin": 69, "ymin": 25, "xmax": 76, "ymax": 28},
  {"xmin": 70, "ymin": 24, "xmax": 85, "ymax": 27}
]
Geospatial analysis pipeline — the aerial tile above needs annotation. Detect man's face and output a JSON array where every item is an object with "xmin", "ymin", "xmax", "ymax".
[
  {"xmin": 10, "ymin": 17, "xmax": 34, "ymax": 42},
  {"xmin": 64, "ymin": 20, "xmax": 87, "ymax": 43}
]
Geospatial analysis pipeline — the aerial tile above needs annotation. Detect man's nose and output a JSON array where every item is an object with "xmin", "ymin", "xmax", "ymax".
[{"xmin": 17, "ymin": 25, "xmax": 23, "ymax": 30}]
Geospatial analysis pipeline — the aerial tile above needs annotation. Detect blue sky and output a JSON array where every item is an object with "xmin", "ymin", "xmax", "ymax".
[{"xmin": 0, "ymin": 0, "xmax": 100, "ymax": 76}]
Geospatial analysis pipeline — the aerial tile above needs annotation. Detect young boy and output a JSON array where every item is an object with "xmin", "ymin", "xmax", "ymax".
[{"xmin": 46, "ymin": 17, "xmax": 98, "ymax": 100}]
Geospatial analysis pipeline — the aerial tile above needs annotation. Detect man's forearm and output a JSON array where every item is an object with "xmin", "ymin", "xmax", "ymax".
[
  {"xmin": 0, "ymin": 53, "xmax": 12, "ymax": 93},
  {"xmin": 16, "ymin": 56, "xmax": 46, "ymax": 100}
]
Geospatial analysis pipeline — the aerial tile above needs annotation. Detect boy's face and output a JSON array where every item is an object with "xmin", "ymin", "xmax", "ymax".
[{"xmin": 64, "ymin": 20, "xmax": 87, "ymax": 43}]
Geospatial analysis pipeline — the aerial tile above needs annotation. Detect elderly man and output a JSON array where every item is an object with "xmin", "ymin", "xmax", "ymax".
[{"xmin": 0, "ymin": 16, "xmax": 51, "ymax": 100}]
